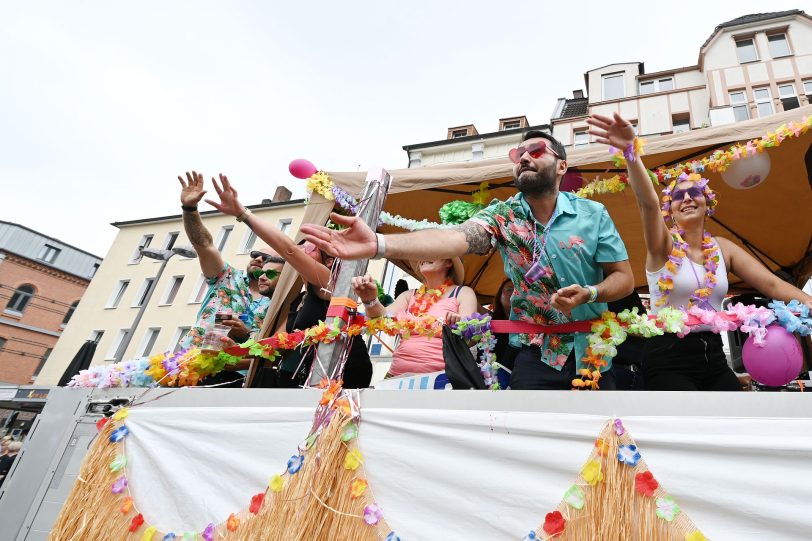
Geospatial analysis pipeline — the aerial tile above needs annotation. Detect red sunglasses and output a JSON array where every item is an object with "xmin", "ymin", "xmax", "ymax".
[{"xmin": 508, "ymin": 140, "xmax": 560, "ymax": 164}]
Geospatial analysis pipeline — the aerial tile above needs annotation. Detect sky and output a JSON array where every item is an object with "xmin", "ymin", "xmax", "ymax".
[{"xmin": 0, "ymin": 0, "xmax": 805, "ymax": 256}]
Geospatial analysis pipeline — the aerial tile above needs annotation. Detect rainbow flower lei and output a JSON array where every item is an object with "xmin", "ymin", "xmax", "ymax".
[{"xmin": 656, "ymin": 229, "xmax": 720, "ymax": 309}]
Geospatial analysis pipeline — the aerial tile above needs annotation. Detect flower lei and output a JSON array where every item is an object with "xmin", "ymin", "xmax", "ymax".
[
  {"xmin": 408, "ymin": 279, "xmax": 453, "ymax": 316},
  {"xmin": 660, "ymin": 173, "xmax": 717, "ymax": 220},
  {"xmin": 656, "ymin": 228, "xmax": 719, "ymax": 309}
]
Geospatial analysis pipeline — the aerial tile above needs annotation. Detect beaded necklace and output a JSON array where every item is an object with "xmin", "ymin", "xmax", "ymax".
[
  {"xmin": 408, "ymin": 279, "xmax": 454, "ymax": 316},
  {"xmin": 656, "ymin": 228, "xmax": 720, "ymax": 309}
]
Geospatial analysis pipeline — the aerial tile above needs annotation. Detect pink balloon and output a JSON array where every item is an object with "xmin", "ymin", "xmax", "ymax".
[
  {"xmin": 289, "ymin": 159, "xmax": 318, "ymax": 179},
  {"xmin": 742, "ymin": 325, "xmax": 803, "ymax": 387}
]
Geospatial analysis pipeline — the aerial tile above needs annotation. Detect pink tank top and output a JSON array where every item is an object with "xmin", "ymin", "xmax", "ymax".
[{"xmin": 389, "ymin": 290, "xmax": 460, "ymax": 377}]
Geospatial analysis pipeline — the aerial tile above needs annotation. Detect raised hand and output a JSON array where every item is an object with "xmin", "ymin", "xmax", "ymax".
[
  {"xmin": 178, "ymin": 171, "xmax": 208, "ymax": 207},
  {"xmin": 351, "ymin": 274, "xmax": 378, "ymax": 303},
  {"xmin": 205, "ymin": 174, "xmax": 244, "ymax": 217},
  {"xmin": 301, "ymin": 213, "xmax": 377, "ymax": 260},
  {"xmin": 585, "ymin": 112, "xmax": 635, "ymax": 150}
]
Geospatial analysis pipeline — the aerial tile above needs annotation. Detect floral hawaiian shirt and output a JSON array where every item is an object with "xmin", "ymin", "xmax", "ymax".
[
  {"xmin": 471, "ymin": 191, "xmax": 628, "ymax": 371},
  {"xmin": 179, "ymin": 263, "xmax": 270, "ymax": 350}
]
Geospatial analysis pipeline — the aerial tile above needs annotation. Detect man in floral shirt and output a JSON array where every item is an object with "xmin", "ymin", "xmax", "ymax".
[
  {"xmin": 301, "ymin": 132, "xmax": 634, "ymax": 390},
  {"xmin": 177, "ymin": 171, "xmax": 284, "ymax": 351}
]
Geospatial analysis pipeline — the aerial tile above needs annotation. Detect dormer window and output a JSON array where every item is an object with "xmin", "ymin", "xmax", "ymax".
[
  {"xmin": 602, "ymin": 73, "xmax": 624, "ymax": 100},
  {"xmin": 451, "ymin": 129, "xmax": 467, "ymax": 138}
]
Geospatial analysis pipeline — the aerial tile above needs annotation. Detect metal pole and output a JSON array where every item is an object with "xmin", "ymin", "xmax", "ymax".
[
  {"xmin": 114, "ymin": 256, "xmax": 171, "ymax": 362},
  {"xmin": 309, "ymin": 168, "xmax": 392, "ymax": 383}
]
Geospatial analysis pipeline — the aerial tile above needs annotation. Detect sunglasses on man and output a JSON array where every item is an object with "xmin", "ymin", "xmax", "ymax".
[
  {"xmin": 250, "ymin": 251, "xmax": 276, "ymax": 262},
  {"xmin": 671, "ymin": 186, "xmax": 705, "ymax": 202},
  {"xmin": 251, "ymin": 268, "xmax": 281, "ymax": 280},
  {"xmin": 508, "ymin": 140, "xmax": 561, "ymax": 164}
]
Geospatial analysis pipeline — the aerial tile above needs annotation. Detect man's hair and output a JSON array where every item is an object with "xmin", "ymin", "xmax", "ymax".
[
  {"xmin": 266, "ymin": 256, "xmax": 285, "ymax": 265},
  {"xmin": 521, "ymin": 130, "xmax": 567, "ymax": 161}
]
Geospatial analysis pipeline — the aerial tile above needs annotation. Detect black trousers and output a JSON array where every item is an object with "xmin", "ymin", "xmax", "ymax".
[
  {"xmin": 643, "ymin": 331, "xmax": 740, "ymax": 391},
  {"xmin": 510, "ymin": 346, "xmax": 617, "ymax": 390}
]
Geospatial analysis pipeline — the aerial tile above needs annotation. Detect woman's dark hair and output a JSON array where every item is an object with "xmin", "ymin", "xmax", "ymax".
[{"xmin": 491, "ymin": 279, "xmax": 513, "ymax": 320}]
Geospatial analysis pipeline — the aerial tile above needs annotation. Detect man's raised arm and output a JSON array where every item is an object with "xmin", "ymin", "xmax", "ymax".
[{"xmin": 300, "ymin": 213, "xmax": 492, "ymax": 261}]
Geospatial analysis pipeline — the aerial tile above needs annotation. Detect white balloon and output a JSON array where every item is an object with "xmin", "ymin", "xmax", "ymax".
[{"xmin": 720, "ymin": 152, "xmax": 771, "ymax": 190}]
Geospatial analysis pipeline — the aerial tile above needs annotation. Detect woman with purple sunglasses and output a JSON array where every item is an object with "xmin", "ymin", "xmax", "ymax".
[{"xmin": 587, "ymin": 112, "xmax": 812, "ymax": 391}]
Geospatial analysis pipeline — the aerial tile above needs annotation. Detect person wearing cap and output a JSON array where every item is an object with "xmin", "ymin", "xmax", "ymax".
[
  {"xmin": 176, "ymin": 171, "xmax": 285, "ymax": 352},
  {"xmin": 352, "ymin": 258, "xmax": 477, "ymax": 377},
  {"xmin": 302, "ymin": 130, "xmax": 634, "ymax": 390}
]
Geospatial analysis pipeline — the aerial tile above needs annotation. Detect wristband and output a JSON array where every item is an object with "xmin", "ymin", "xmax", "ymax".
[
  {"xmin": 362, "ymin": 298, "xmax": 380, "ymax": 308},
  {"xmin": 585, "ymin": 285, "xmax": 599, "ymax": 304},
  {"xmin": 236, "ymin": 208, "xmax": 253, "ymax": 223},
  {"xmin": 181, "ymin": 205, "xmax": 198, "ymax": 213},
  {"xmin": 373, "ymin": 233, "xmax": 386, "ymax": 260}
]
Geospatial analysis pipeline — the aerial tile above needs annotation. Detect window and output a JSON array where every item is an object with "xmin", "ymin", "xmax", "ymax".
[
  {"xmin": 278, "ymin": 219, "xmax": 293, "ymax": 235},
  {"xmin": 768, "ymin": 34, "xmax": 790, "ymax": 57},
  {"xmin": 88, "ymin": 330, "xmax": 104, "ymax": 343},
  {"xmin": 729, "ymin": 91, "xmax": 750, "ymax": 122},
  {"xmin": 32, "ymin": 348, "xmax": 52, "ymax": 378},
  {"xmin": 138, "ymin": 328, "xmax": 161, "ymax": 357},
  {"xmin": 130, "ymin": 234, "xmax": 154, "ymax": 264},
  {"xmin": 215, "ymin": 226, "xmax": 233, "ymax": 253},
  {"xmin": 61, "ymin": 301, "xmax": 79, "ymax": 327},
  {"xmin": 37, "ymin": 244, "xmax": 61, "ymax": 264},
  {"xmin": 90, "ymin": 263, "xmax": 100, "ymax": 278},
  {"xmin": 778, "ymin": 83, "xmax": 800, "ymax": 111},
  {"xmin": 189, "ymin": 274, "xmax": 210, "ymax": 304},
  {"xmin": 133, "ymin": 278, "xmax": 156, "ymax": 308},
  {"xmin": 162, "ymin": 232, "xmax": 179, "ymax": 251},
  {"xmin": 471, "ymin": 142, "xmax": 484, "ymax": 161},
  {"xmin": 106, "ymin": 280, "xmax": 130, "ymax": 308},
  {"xmin": 161, "ymin": 276, "xmax": 184, "ymax": 305},
  {"xmin": 630, "ymin": 122, "xmax": 638, "ymax": 135},
  {"xmin": 502, "ymin": 121, "xmax": 521, "ymax": 130},
  {"xmin": 672, "ymin": 115, "xmax": 690, "ymax": 133},
  {"xmin": 602, "ymin": 73, "xmax": 624, "ymax": 100},
  {"xmin": 640, "ymin": 77, "xmax": 673, "ymax": 94},
  {"xmin": 574, "ymin": 131, "xmax": 589, "ymax": 147},
  {"xmin": 0, "ymin": 337, "xmax": 6, "ymax": 351},
  {"xmin": 451, "ymin": 129, "xmax": 467, "ymax": 138},
  {"xmin": 6, "ymin": 285, "xmax": 35, "ymax": 315},
  {"xmin": 804, "ymin": 80, "xmax": 812, "ymax": 100},
  {"xmin": 240, "ymin": 229, "xmax": 258, "ymax": 253},
  {"xmin": 753, "ymin": 87, "xmax": 774, "ymax": 117},
  {"xmin": 736, "ymin": 38, "xmax": 758, "ymax": 63},
  {"xmin": 171, "ymin": 326, "xmax": 192, "ymax": 352},
  {"xmin": 106, "ymin": 329, "xmax": 131, "ymax": 360},
  {"xmin": 408, "ymin": 151, "xmax": 422, "ymax": 168}
]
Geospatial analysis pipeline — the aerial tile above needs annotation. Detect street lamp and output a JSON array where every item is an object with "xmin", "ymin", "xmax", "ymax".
[{"xmin": 114, "ymin": 246, "xmax": 198, "ymax": 362}]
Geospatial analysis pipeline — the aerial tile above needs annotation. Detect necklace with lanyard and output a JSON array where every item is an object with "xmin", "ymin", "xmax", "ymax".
[{"xmin": 524, "ymin": 205, "xmax": 559, "ymax": 285}]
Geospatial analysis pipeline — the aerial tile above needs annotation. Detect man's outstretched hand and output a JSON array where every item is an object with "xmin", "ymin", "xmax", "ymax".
[{"xmin": 300, "ymin": 213, "xmax": 378, "ymax": 260}]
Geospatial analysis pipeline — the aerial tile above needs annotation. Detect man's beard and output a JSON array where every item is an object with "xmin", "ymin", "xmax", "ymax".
[
  {"xmin": 514, "ymin": 161, "xmax": 558, "ymax": 196},
  {"xmin": 258, "ymin": 285, "xmax": 275, "ymax": 298}
]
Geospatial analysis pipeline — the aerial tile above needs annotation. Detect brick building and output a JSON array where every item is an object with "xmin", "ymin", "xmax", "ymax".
[{"xmin": 0, "ymin": 222, "xmax": 102, "ymax": 384}]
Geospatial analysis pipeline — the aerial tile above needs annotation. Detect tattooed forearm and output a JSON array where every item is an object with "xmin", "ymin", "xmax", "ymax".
[
  {"xmin": 183, "ymin": 211, "xmax": 214, "ymax": 248},
  {"xmin": 453, "ymin": 221, "xmax": 492, "ymax": 255}
]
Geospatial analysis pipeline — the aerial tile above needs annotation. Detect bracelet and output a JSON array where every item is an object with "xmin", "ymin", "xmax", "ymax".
[
  {"xmin": 622, "ymin": 142, "xmax": 636, "ymax": 163},
  {"xmin": 181, "ymin": 205, "xmax": 198, "ymax": 213},
  {"xmin": 236, "ymin": 208, "xmax": 253, "ymax": 223},
  {"xmin": 373, "ymin": 233, "xmax": 386, "ymax": 260},
  {"xmin": 585, "ymin": 285, "xmax": 599, "ymax": 303},
  {"xmin": 362, "ymin": 298, "xmax": 380, "ymax": 308}
]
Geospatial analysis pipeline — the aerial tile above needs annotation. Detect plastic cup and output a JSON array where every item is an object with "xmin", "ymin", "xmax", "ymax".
[{"xmin": 201, "ymin": 324, "xmax": 231, "ymax": 351}]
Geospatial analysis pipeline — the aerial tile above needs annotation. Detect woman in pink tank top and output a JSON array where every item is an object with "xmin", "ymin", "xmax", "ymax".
[
  {"xmin": 587, "ymin": 112, "xmax": 812, "ymax": 390},
  {"xmin": 352, "ymin": 258, "xmax": 478, "ymax": 377}
]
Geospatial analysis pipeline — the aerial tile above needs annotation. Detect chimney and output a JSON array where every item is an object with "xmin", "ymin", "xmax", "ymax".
[
  {"xmin": 271, "ymin": 186, "xmax": 292, "ymax": 203},
  {"xmin": 573, "ymin": 89, "xmax": 584, "ymax": 99}
]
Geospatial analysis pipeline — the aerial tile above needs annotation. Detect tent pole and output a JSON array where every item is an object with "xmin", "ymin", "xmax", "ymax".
[{"xmin": 308, "ymin": 169, "xmax": 392, "ymax": 385}]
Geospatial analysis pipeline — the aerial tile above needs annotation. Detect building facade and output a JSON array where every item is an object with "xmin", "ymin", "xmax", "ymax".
[
  {"xmin": 551, "ymin": 10, "xmax": 812, "ymax": 147},
  {"xmin": 0, "ymin": 222, "xmax": 102, "ymax": 384}
]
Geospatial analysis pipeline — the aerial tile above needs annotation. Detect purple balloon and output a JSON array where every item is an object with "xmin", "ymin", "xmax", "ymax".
[
  {"xmin": 742, "ymin": 325, "xmax": 803, "ymax": 387},
  {"xmin": 289, "ymin": 159, "xmax": 318, "ymax": 179}
]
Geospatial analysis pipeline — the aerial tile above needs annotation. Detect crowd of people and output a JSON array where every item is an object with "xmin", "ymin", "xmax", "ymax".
[{"xmin": 172, "ymin": 112, "xmax": 812, "ymax": 392}]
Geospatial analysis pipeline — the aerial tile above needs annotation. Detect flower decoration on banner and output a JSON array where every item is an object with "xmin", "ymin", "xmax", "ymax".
[
  {"xmin": 563, "ymin": 484, "xmax": 586, "ymax": 510},
  {"xmin": 363, "ymin": 504, "xmax": 383, "ymax": 526},
  {"xmin": 226, "ymin": 513, "xmax": 239, "ymax": 532},
  {"xmin": 202, "ymin": 523, "xmax": 215, "ymax": 541},
  {"xmin": 613, "ymin": 419, "xmax": 625, "ymax": 436},
  {"xmin": 522, "ymin": 531, "xmax": 538, "ymax": 541},
  {"xmin": 542, "ymin": 510, "xmax": 567, "ymax": 536},
  {"xmin": 386, "ymin": 533, "xmax": 401, "ymax": 541},
  {"xmin": 617, "ymin": 444, "xmax": 642, "ymax": 466},
  {"xmin": 128, "ymin": 513, "xmax": 144, "ymax": 533},
  {"xmin": 635, "ymin": 471, "xmax": 659, "ymax": 497},
  {"xmin": 581, "ymin": 459, "xmax": 604, "ymax": 486},
  {"xmin": 269, "ymin": 474, "xmax": 284, "ymax": 493},
  {"xmin": 686, "ymin": 531, "xmax": 710, "ymax": 541},
  {"xmin": 109, "ymin": 454, "xmax": 127, "ymax": 472},
  {"xmin": 162, "ymin": 534, "xmax": 176, "ymax": 541},
  {"xmin": 141, "ymin": 527, "xmax": 157, "ymax": 541},
  {"xmin": 287, "ymin": 454, "xmax": 304, "ymax": 475},
  {"xmin": 109, "ymin": 426, "xmax": 129, "ymax": 442},
  {"xmin": 341, "ymin": 422, "xmax": 359, "ymax": 442},
  {"xmin": 249, "ymin": 492, "xmax": 265, "ymax": 515},
  {"xmin": 656, "ymin": 495, "xmax": 682, "ymax": 522},
  {"xmin": 120, "ymin": 496, "xmax": 133, "ymax": 514},
  {"xmin": 575, "ymin": 114, "xmax": 812, "ymax": 199},
  {"xmin": 594, "ymin": 438, "xmax": 609, "ymax": 456},
  {"xmin": 111, "ymin": 476, "xmax": 128, "ymax": 494},
  {"xmin": 344, "ymin": 448, "xmax": 364, "ymax": 471},
  {"xmin": 350, "ymin": 478, "xmax": 368, "ymax": 499},
  {"xmin": 96, "ymin": 417, "xmax": 109, "ymax": 431},
  {"xmin": 112, "ymin": 407, "xmax": 129, "ymax": 421}
]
